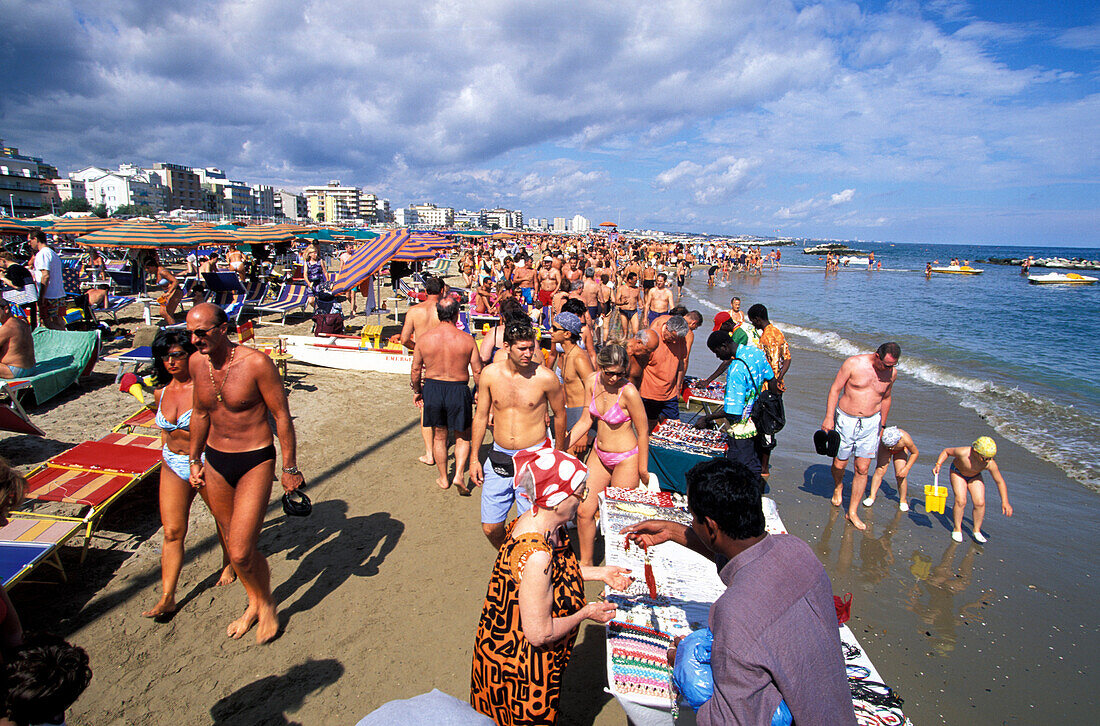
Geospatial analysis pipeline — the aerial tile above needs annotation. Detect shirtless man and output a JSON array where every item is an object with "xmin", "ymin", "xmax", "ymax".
[
  {"xmin": 411, "ymin": 297, "xmax": 483, "ymax": 493},
  {"xmin": 641, "ymin": 261, "xmax": 657, "ymax": 293},
  {"xmin": 626, "ymin": 328, "xmax": 659, "ymax": 390},
  {"xmin": 550, "ymin": 311, "xmax": 595, "ymax": 456},
  {"xmin": 616, "ymin": 272, "xmax": 642, "ymax": 335},
  {"xmin": 187, "ymin": 303, "xmax": 304, "ymax": 644},
  {"xmin": 469, "ymin": 322, "xmax": 566, "ymax": 547},
  {"xmin": 822, "ymin": 342, "xmax": 900, "ymax": 530},
  {"xmin": 401, "ymin": 276, "xmax": 448, "ymax": 465},
  {"xmin": 536, "ymin": 257, "xmax": 561, "ymax": 314},
  {"xmin": 674, "ymin": 260, "xmax": 687, "ymax": 302},
  {"xmin": 597, "ymin": 273, "xmax": 614, "ymax": 344},
  {"xmin": 933, "ymin": 436, "xmax": 1013, "ymax": 543},
  {"xmin": 512, "ymin": 257, "xmax": 536, "ymax": 307},
  {"xmin": 0, "ymin": 302, "xmax": 35, "ymax": 378},
  {"xmin": 581, "ymin": 268, "xmax": 601, "ymax": 330},
  {"xmin": 644, "ymin": 274, "xmax": 674, "ymax": 327}
]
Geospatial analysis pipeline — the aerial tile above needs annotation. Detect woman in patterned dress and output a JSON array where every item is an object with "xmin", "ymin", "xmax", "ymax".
[{"xmin": 470, "ymin": 449, "xmax": 633, "ymax": 725}]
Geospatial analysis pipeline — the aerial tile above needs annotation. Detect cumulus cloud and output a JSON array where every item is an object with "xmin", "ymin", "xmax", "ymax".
[
  {"xmin": 0, "ymin": 0, "xmax": 1093, "ymax": 243},
  {"xmin": 775, "ymin": 189, "xmax": 857, "ymax": 220}
]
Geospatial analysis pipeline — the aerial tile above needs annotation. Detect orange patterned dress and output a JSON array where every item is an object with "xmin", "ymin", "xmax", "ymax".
[{"xmin": 470, "ymin": 522, "xmax": 586, "ymax": 725}]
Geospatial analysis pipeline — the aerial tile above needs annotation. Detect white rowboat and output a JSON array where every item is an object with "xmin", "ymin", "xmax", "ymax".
[
  {"xmin": 281, "ymin": 335, "xmax": 413, "ymax": 374},
  {"xmin": 931, "ymin": 265, "xmax": 984, "ymax": 275}
]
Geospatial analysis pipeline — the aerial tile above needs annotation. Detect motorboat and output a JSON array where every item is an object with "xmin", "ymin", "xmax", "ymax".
[
  {"xmin": 930, "ymin": 265, "xmax": 984, "ymax": 275},
  {"xmin": 281, "ymin": 334, "xmax": 413, "ymax": 374}
]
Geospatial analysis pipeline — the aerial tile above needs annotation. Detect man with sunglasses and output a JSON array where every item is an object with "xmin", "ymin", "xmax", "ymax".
[
  {"xmin": 469, "ymin": 321, "xmax": 566, "ymax": 548},
  {"xmin": 187, "ymin": 303, "xmax": 304, "ymax": 644},
  {"xmin": 822, "ymin": 342, "xmax": 900, "ymax": 531}
]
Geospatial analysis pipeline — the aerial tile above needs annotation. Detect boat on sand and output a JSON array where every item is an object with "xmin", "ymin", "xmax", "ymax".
[{"xmin": 281, "ymin": 334, "xmax": 413, "ymax": 374}]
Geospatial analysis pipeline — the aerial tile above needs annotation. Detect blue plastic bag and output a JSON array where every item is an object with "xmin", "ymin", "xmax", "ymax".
[
  {"xmin": 771, "ymin": 699, "xmax": 792, "ymax": 726},
  {"xmin": 672, "ymin": 627, "xmax": 714, "ymax": 710}
]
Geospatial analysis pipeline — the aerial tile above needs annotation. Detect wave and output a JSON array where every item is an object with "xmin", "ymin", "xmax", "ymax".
[{"xmin": 777, "ymin": 322, "xmax": 1100, "ymax": 491}]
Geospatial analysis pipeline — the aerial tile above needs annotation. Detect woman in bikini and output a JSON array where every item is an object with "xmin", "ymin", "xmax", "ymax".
[
  {"xmin": 566, "ymin": 343, "xmax": 650, "ymax": 567},
  {"xmin": 143, "ymin": 330, "xmax": 234, "ymax": 619},
  {"xmin": 143, "ymin": 258, "xmax": 183, "ymax": 325}
]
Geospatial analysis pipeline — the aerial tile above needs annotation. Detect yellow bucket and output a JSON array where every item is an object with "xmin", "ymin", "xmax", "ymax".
[{"xmin": 925, "ymin": 472, "xmax": 948, "ymax": 514}]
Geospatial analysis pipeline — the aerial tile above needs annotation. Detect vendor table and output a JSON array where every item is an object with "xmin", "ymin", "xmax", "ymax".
[
  {"xmin": 599, "ymin": 486, "xmax": 911, "ymax": 725},
  {"xmin": 646, "ymin": 420, "xmax": 727, "ymax": 494}
]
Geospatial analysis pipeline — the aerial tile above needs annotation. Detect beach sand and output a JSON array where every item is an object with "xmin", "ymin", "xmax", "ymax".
[{"xmin": 2, "ymin": 308, "xmax": 1096, "ymax": 724}]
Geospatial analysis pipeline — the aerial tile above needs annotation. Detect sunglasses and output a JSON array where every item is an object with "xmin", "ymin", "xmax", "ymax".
[
  {"xmin": 189, "ymin": 324, "xmax": 223, "ymax": 339},
  {"xmin": 161, "ymin": 350, "xmax": 189, "ymax": 360},
  {"xmin": 603, "ymin": 369, "xmax": 627, "ymax": 378}
]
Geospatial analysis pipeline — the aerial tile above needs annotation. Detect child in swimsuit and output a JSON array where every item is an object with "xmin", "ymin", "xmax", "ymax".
[
  {"xmin": 565, "ymin": 344, "xmax": 650, "ymax": 566},
  {"xmin": 932, "ymin": 436, "xmax": 1013, "ymax": 544}
]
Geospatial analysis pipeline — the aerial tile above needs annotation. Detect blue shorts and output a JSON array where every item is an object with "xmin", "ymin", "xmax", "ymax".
[
  {"xmin": 642, "ymin": 397, "xmax": 680, "ymax": 422},
  {"xmin": 519, "ymin": 287, "xmax": 534, "ymax": 305},
  {"xmin": 481, "ymin": 441, "xmax": 542, "ymax": 524}
]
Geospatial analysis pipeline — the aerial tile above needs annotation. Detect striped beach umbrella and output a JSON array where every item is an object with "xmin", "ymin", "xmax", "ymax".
[
  {"xmin": 0, "ymin": 218, "xmax": 34, "ymax": 235},
  {"xmin": 332, "ymin": 230, "xmax": 407, "ymax": 292},
  {"xmin": 75, "ymin": 220, "xmax": 197, "ymax": 249},
  {"xmin": 391, "ymin": 231, "xmax": 439, "ymax": 262},
  {"xmin": 48, "ymin": 216, "xmax": 124, "ymax": 235},
  {"xmin": 227, "ymin": 225, "xmax": 297, "ymax": 244},
  {"xmin": 173, "ymin": 226, "xmax": 241, "ymax": 246}
]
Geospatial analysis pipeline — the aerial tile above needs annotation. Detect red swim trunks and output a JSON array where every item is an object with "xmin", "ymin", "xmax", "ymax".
[{"xmin": 538, "ymin": 289, "xmax": 554, "ymax": 308}]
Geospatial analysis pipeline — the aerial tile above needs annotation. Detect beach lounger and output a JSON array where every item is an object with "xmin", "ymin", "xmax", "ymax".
[
  {"xmin": 17, "ymin": 440, "xmax": 162, "ymax": 559},
  {"xmin": 102, "ymin": 346, "xmax": 153, "ymax": 383},
  {"xmin": 254, "ymin": 283, "xmax": 310, "ymax": 324},
  {"xmin": 0, "ymin": 518, "xmax": 82, "ymax": 587},
  {"xmin": 0, "ymin": 386, "xmax": 44, "ymax": 436},
  {"xmin": 112, "ymin": 406, "xmax": 158, "ymax": 434},
  {"xmin": 423, "ymin": 258, "xmax": 450, "ymax": 277},
  {"xmin": 97, "ymin": 432, "xmax": 162, "ymax": 449},
  {"xmin": 7, "ymin": 328, "xmax": 100, "ymax": 406}
]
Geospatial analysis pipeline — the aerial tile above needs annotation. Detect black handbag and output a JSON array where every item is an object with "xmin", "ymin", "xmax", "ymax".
[{"xmin": 736, "ymin": 359, "xmax": 786, "ymax": 435}]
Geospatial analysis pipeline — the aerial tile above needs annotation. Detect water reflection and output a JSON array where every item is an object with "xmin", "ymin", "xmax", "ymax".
[{"xmin": 904, "ymin": 540, "xmax": 994, "ymax": 656}]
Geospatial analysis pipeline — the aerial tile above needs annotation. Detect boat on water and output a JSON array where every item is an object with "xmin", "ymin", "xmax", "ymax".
[
  {"xmin": 1027, "ymin": 272, "xmax": 1098, "ymax": 285},
  {"xmin": 931, "ymin": 265, "xmax": 984, "ymax": 275},
  {"xmin": 839, "ymin": 256, "xmax": 870, "ymax": 266},
  {"xmin": 281, "ymin": 334, "xmax": 413, "ymax": 374}
]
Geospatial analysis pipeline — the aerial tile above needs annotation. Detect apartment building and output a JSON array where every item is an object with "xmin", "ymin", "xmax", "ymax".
[
  {"xmin": 303, "ymin": 180, "xmax": 362, "ymax": 223},
  {"xmin": 274, "ymin": 189, "xmax": 308, "ymax": 220},
  {"xmin": 148, "ymin": 163, "xmax": 203, "ymax": 211},
  {"xmin": 0, "ymin": 139, "xmax": 48, "ymax": 216},
  {"xmin": 409, "ymin": 203, "xmax": 454, "ymax": 227}
]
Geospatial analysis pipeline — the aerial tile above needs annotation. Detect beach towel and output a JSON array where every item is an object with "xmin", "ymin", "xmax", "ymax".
[{"xmin": 8, "ymin": 328, "xmax": 99, "ymax": 405}]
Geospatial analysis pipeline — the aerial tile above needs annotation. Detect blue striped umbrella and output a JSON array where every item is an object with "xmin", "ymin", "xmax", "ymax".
[{"xmin": 332, "ymin": 230, "xmax": 407, "ymax": 292}]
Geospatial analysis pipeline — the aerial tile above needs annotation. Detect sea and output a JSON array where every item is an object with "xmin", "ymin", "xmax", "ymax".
[{"xmin": 680, "ymin": 241, "xmax": 1100, "ymax": 493}]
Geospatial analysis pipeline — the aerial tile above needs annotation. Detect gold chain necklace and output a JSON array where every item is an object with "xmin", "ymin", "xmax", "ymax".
[{"xmin": 207, "ymin": 345, "xmax": 237, "ymax": 403}]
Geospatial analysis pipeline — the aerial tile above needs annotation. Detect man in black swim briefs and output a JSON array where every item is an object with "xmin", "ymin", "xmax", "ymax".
[{"xmin": 187, "ymin": 303, "xmax": 304, "ymax": 644}]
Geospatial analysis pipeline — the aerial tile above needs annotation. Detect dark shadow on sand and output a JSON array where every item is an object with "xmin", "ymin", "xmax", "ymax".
[
  {"xmin": 266, "ymin": 501, "xmax": 403, "ymax": 624},
  {"xmin": 800, "ymin": 463, "xmax": 848, "ymax": 500},
  {"xmin": 557, "ymin": 624, "xmax": 613, "ymax": 726},
  {"xmin": 210, "ymin": 658, "xmax": 344, "ymax": 725}
]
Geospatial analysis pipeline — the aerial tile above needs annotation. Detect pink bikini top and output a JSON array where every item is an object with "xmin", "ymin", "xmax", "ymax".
[{"xmin": 589, "ymin": 383, "xmax": 633, "ymax": 425}]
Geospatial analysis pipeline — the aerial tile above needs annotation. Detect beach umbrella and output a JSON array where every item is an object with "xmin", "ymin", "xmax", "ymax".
[
  {"xmin": 227, "ymin": 225, "xmax": 297, "ymax": 244},
  {"xmin": 410, "ymin": 231, "xmax": 452, "ymax": 250},
  {"xmin": 173, "ymin": 226, "xmax": 241, "ymax": 247},
  {"xmin": 599, "ymin": 222, "xmax": 617, "ymax": 227},
  {"xmin": 48, "ymin": 216, "xmax": 124, "ymax": 235},
  {"xmin": 332, "ymin": 230, "xmax": 407, "ymax": 292},
  {"xmin": 0, "ymin": 218, "xmax": 34, "ymax": 235},
  {"xmin": 391, "ymin": 231, "xmax": 439, "ymax": 262},
  {"xmin": 76, "ymin": 220, "xmax": 199, "ymax": 249}
]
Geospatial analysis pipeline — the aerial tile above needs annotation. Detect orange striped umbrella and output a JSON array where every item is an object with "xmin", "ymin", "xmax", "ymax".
[
  {"xmin": 0, "ymin": 218, "xmax": 34, "ymax": 235},
  {"xmin": 227, "ymin": 225, "xmax": 297, "ymax": 244},
  {"xmin": 173, "ymin": 225, "xmax": 241, "ymax": 246},
  {"xmin": 76, "ymin": 220, "xmax": 197, "ymax": 249},
  {"xmin": 48, "ymin": 217, "xmax": 124, "ymax": 235}
]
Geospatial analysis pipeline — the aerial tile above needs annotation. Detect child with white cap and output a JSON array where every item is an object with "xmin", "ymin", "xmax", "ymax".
[
  {"xmin": 863, "ymin": 426, "xmax": 919, "ymax": 511},
  {"xmin": 932, "ymin": 436, "xmax": 1014, "ymax": 543}
]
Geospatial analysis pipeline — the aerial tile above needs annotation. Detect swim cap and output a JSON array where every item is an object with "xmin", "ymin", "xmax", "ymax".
[
  {"xmin": 880, "ymin": 426, "xmax": 902, "ymax": 447},
  {"xmin": 973, "ymin": 436, "xmax": 997, "ymax": 458}
]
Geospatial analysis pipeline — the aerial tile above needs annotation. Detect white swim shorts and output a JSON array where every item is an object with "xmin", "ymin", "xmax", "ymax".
[{"xmin": 834, "ymin": 408, "xmax": 881, "ymax": 460}]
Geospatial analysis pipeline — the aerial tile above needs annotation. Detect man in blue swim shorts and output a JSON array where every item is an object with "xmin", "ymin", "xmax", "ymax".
[
  {"xmin": 0, "ymin": 301, "xmax": 35, "ymax": 379},
  {"xmin": 822, "ymin": 343, "xmax": 900, "ymax": 530},
  {"xmin": 469, "ymin": 320, "xmax": 566, "ymax": 548}
]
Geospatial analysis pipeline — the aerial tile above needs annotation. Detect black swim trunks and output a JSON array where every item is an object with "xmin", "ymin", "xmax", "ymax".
[
  {"xmin": 642, "ymin": 279, "xmax": 655, "ymax": 290},
  {"xmin": 205, "ymin": 444, "xmax": 277, "ymax": 488},
  {"xmin": 422, "ymin": 379, "xmax": 473, "ymax": 431}
]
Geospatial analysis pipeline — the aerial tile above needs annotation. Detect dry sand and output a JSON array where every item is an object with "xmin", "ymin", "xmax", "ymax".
[{"xmin": 2, "ymin": 313, "xmax": 623, "ymax": 726}]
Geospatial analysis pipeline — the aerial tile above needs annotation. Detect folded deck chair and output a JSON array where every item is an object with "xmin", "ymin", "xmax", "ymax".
[
  {"xmin": 100, "ymin": 294, "xmax": 136, "ymax": 323},
  {"xmin": 18, "ymin": 439, "xmax": 162, "ymax": 558},
  {"xmin": 0, "ymin": 518, "xmax": 82, "ymax": 587},
  {"xmin": 0, "ymin": 386, "xmax": 44, "ymax": 436},
  {"xmin": 254, "ymin": 282, "xmax": 310, "ymax": 324},
  {"xmin": 112, "ymin": 406, "xmax": 158, "ymax": 433}
]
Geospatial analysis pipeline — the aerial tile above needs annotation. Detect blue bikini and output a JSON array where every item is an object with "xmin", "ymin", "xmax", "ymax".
[{"xmin": 156, "ymin": 403, "xmax": 193, "ymax": 480}]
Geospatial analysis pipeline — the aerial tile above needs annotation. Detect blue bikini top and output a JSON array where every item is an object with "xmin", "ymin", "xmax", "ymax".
[{"xmin": 156, "ymin": 402, "xmax": 192, "ymax": 432}]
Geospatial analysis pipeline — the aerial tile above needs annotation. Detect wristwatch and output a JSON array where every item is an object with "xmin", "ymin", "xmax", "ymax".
[{"xmin": 282, "ymin": 466, "xmax": 300, "ymax": 475}]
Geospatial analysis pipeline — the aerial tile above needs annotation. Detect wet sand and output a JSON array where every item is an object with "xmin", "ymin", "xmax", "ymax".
[{"xmin": 1, "ymin": 305, "xmax": 1096, "ymax": 724}]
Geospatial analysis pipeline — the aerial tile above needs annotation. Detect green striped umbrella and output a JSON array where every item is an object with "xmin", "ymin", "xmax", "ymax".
[
  {"xmin": 48, "ymin": 216, "xmax": 124, "ymax": 235},
  {"xmin": 76, "ymin": 220, "xmax": 200, "ymax": 249}
]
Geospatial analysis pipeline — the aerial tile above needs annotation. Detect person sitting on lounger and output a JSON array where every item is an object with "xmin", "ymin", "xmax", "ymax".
[{"xmin": 0, "ymin": 301, "xmax": 35, "ymax": 379}]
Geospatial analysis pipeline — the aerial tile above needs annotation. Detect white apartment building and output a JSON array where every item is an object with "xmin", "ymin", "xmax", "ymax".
[
  {"xmin": 251, "ymin": 184, "xmax": 275, "ymax": 219},
  {"xmin": 304, "ymin": 180, "xmax": 361, "ymax": 222},
  {"xmin": 69, "ymin": 165, "xmax": 166, "ymax": 213},
  {"xmin": 552, "ymin": 217, "xmax": 569, "ymax": 232},
  {"xmin": 454, "ymin": 208, "xmax": 486, "ymax": 228},
  {"xmin": 274, "ymin": 189, "xmax": 307, "ymax": 220},
  {"xmin": 483, "ymin": 208, "xmax": 524, "ymax": 229},
  {"xmin": 409, "ymin": 203, "xmax": 454, "ymax": 228},
  {"xmin": 571, "ymin": 214, "xmax": 590, "ymax": 233},
  {"xmin": 394, "ymin": 207, "xmax": 418, "ymax": 227}
]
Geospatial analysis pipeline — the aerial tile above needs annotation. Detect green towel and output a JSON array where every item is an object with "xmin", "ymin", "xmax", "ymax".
[{"xmin": 11, "ymin": 328, "xmax": 99, "ymax": 405}]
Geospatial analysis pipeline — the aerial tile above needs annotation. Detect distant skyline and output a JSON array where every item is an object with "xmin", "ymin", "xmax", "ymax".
[{"xmin": 2, "ymin": 1, "xmax": 1097, "ymax": 246}]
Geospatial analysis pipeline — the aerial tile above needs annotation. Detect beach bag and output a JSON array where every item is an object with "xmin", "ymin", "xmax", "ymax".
[
  {"xmin": 736, "ymin": 359, "xmax": 786, "ymax": 435},
  {"xmin": 312, "ymin": 312, "xmax": 344, "ymax": 336}
]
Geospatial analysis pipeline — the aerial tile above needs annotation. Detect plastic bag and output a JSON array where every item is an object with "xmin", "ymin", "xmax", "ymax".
[{"xmin": 672, "ymin": 627, "xmax": 714, "ymax": 711}]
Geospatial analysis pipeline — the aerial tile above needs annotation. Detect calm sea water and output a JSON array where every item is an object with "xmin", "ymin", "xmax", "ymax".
[{"xmin": 682, "ymin": 242, "xmax": 1100, "ymax": 492}]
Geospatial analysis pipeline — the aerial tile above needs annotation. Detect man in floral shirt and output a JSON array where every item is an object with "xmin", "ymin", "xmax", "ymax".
[{"xmin": 749, "ymin": 304, "xmax": 790, "ymax": 476}]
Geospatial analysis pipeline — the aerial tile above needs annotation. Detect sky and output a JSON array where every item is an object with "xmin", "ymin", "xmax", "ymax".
[{"xmin": 1, "ymin": 0, "xmax": 1097, "ymax": 246}]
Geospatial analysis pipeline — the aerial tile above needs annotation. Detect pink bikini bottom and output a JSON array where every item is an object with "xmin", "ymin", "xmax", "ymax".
[{"xmin": 594, "ymin": 443, "xmax": 638, "ymax": 468}]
